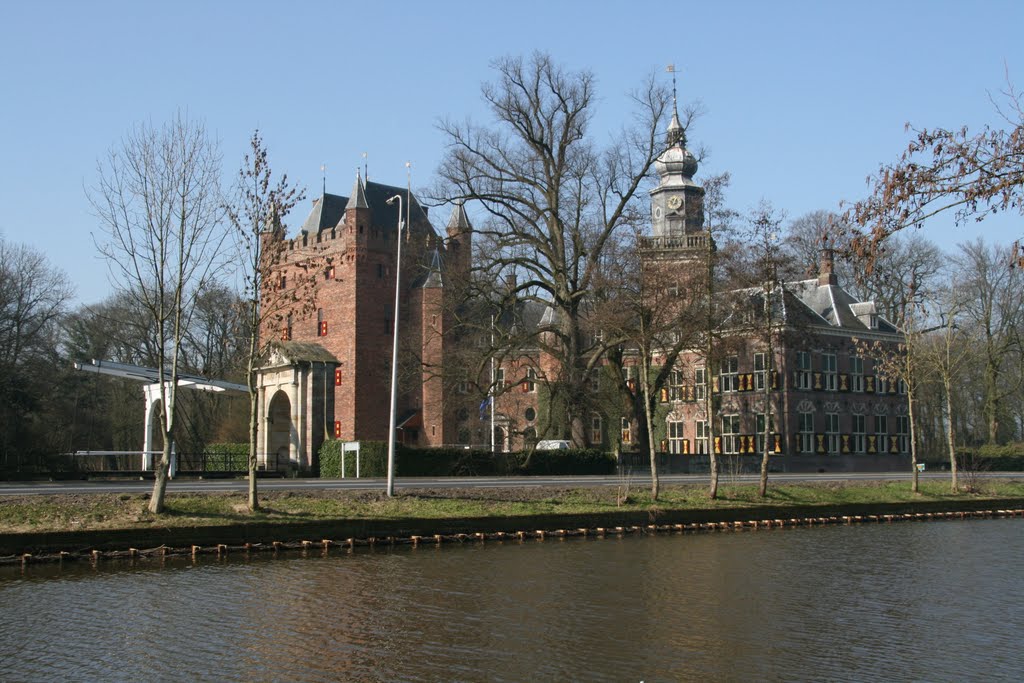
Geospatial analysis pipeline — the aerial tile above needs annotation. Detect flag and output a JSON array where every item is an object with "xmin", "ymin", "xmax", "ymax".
[{"xmin": 479, "ymin": 396, "xmax": 492, "ymax": 421}]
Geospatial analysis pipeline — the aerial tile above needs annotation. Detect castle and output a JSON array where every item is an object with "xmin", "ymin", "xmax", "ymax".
[{"xmin": 257, "ymin": 113, "xmax": 908, "ymax": 472}]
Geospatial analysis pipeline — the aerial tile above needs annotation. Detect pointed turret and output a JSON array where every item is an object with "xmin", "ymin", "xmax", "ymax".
[
  {"xmin": 345, "ymin": 170, "xmax": 369, "ymax": 210},
  {"xmin": 420, "ymin": 248, "xmax": 444, "ymax": 289},
  {"xmin": 446, "ymin": 200, "xmax": 471, "ymax": 238}
]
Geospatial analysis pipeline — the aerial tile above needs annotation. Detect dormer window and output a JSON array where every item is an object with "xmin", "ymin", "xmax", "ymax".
[{"xmin": 869, "ymin": 314, "xmax": 878, "ymax": 329}]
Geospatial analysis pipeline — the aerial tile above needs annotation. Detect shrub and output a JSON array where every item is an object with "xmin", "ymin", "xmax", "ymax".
[
  {"xmin": 318, "ymin": 441, "xmax": 616, "ymax": 478},
  {"xmin": 204, "ymin": 443, "xmax": 249, "ymax": 471}
]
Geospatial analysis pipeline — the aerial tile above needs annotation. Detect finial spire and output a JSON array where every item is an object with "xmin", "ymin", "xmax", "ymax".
[
  {"xmin": 320, "ymin": 163, "xmax": 326, "ymax": 196},
  {"xmin": 665, "ymin": 64, "xmax": 685, "ymax": 148}
]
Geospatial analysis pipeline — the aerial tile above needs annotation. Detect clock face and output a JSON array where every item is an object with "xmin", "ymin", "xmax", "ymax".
[{"xmin": 667, "ymin": 195, "xmax": 683, "ymax": 210}]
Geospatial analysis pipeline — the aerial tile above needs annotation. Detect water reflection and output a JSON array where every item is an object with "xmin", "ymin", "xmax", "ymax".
[{"xmin": 1, "ymin": 519, "xmax": 1021, "ymax": 682}]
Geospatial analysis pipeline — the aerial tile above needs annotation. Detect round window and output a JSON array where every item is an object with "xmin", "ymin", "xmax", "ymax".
[{"xmin": 525, "ymin": 407, "xmax": 536, "ymax": 422}]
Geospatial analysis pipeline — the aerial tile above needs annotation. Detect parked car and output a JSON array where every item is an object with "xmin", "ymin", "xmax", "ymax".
[{"xmin": 535, "ymin": 440, "xmax": 572, "ymax": 451}]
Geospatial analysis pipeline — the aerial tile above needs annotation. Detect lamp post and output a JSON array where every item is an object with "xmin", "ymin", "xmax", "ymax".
[{"xmin": 384, "ymin": 192, "xmax": 404, "ymax": 497}]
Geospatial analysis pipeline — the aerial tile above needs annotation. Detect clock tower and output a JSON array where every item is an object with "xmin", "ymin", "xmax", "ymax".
[{"xmin": 649, "ymin": 109, "xmax": 705, "ymax": 239}]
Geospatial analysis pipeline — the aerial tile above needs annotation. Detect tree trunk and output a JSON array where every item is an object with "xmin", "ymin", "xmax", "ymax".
[
  {"xmin": 640, "ymin": 357, "xmax": 659, "ymax": 501},
  {"xmin": 944, "ymin": 375, "xmax": 958, "ymax": 493},
  {"xmin": 148, "ymin": 437, "xmax": 172, "ymax": 514},
  {"xmin": 909, "ymin": 389, "xmax": 919, "ymax": 493},
  {"xmin": 248, "ymin": 385, "xmax": 260, "ymax": 511}
]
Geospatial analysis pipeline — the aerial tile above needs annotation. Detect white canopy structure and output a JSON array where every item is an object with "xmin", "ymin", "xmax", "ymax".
[{"xmin": 73, "ymin": 359, "xmax": 247, "ymax": 470}]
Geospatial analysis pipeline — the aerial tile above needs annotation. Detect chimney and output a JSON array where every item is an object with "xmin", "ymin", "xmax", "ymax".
[
  {"xmin": 818, "ymin": 248, "xmax": 837, "ymax": 286},
  {"xmin": 504, "ymin": 271, "xmax": 517, "ymax": 294}
]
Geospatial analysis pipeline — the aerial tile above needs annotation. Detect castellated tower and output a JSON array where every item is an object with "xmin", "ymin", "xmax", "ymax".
[{"xmin": 259, "ymin": 172, "xmax": 473, "ymax": 460}]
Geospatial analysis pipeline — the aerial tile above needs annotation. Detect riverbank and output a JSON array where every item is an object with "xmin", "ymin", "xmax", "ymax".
[{"xmin": 2, "ymin": 479, "xmax": 1023, "ymax": 558}]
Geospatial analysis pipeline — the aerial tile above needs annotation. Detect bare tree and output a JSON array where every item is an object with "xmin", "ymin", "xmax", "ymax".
[
  {"xmin": 919, "ymin": 283, "xmax": 971, "ymax": 491},
  {"xmin": 595, "ymin": 227, "xmax": 703, "ymax": 500},
  {"xmin": 699, "ymin": 172, "xmax": 737, "ymax": 499},
  {"xmin": 742, "ymin": 202, "xmax": 787, "ymax": 497},
  {"xmin": 225, "ymin": 130, "xmax": 308, "ymax": 512},
  {"xmin": 849, "ymin": 77, "xmax": 1024, "ymax": 262},
  {"xmin": 0, "ymin": 236, "xmax": 73, "ymax": 466},
  {"xmin": 436, "ymin": 53, "xmax": 679, "ymax": 445},
  {"xmin": 90, "ymin": 114, "xmax": 225, "ymax": 514},
  {"xmin": 954, "ymin": 239, "xmax": 1024, "ymax": 444}
]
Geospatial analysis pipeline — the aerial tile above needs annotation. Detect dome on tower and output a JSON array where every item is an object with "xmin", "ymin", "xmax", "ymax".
[{"xmin": 656, "ymin": 143, "xmax": 698, "ymax": 179}]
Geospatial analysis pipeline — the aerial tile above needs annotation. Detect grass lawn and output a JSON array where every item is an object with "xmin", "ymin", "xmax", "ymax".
[{"xmin": 2, "ymin": 479, "xmax": 1023, "ymax": 535}]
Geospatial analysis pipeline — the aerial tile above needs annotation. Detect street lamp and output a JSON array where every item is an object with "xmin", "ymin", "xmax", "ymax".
[{"xmin": 384, "ymin": 192, "xmax": 404, "ymax": 497}]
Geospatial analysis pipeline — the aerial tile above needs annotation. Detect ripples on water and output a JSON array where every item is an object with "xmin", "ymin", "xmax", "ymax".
[{"xmin": 1, "ymin": 519, "xmax": 1021, "ymax": 682}]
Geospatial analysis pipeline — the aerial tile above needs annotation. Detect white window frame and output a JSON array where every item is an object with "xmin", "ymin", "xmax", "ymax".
[
  {"xmin": 823, "ymin": 353, "xmax": 837, "ymax": 392},
  {"xmin": 695, "ymin": 420, "xmax": 708, "ymax": 454},
  {"xmin": 668, "ymin": 420, "xmax": 685, "ymax": 454},
  {"xmin": 852, "ymin": 414, "xmax": 866, "ymax": 454},
  {"xmin": 850, "ymin": 355, "xmax": 864, "ymax": 393},
  {"xmin": 721, "ymin": 414, "xmax": 740, "ymax": 454},
  {"xmin": 798, "ymin": 411, "xmax": 814, "ymax": 454},
  {"xmin": 826, "ymin": 412, "xmax": 840, "ymax": 454},
  {"xmin": 695, "ymin": 367, "xmax": 706, "ymax": 401},
  {"xmin": 721, "ymin": 356, "xmax": 739, "ymax": 393},
  {"xmin": 875, "ymin": 415, "xmax": 888, "ymax": 453},
  {"xmin": 590, "ymin": 414, "xmax": 603, "ymax": 444},
  {"xmin": 796, "ymin": 351, "xmax": 812, "ymax": 390}
]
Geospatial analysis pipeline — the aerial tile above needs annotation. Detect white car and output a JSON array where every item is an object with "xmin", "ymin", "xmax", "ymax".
[{"xmin": 535, "ymin": 440, "xmax": 572, "ymax": 451}]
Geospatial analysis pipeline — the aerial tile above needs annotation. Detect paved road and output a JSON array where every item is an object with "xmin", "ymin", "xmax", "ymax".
[{"xmin": 0, "ymin": 471, "xmax": 1019, "ymax": 496}]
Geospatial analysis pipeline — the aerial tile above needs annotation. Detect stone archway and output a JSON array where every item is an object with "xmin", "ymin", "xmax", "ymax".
[{"xmin": 267, "ymin": 390, "xmax": 294, "ymax": 471}]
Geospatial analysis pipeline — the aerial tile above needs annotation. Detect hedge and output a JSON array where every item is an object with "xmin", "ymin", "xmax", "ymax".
[
  {"xmin": 203, "ymin": 443, "xmax": 250, "ymax": 471},
  {"xmin": 318, "ymin": 440, "xmax": 615, "ymax": 478}
]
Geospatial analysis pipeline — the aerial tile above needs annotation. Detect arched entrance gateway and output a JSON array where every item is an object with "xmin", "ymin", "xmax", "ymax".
[{"xmin": 266, "ymin": 390, "xmax": 295, "ymax": 472}]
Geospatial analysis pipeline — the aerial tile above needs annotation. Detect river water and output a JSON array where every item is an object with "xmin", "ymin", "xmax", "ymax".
[{"xmin": 1, "ymin": 518, "xmax": 1021, "ymax": 682}]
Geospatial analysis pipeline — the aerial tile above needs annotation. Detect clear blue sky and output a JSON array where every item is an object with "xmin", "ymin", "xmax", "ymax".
[{"xmin": 2, "ymin": 0, "xmax": 1021, "ymax": 304}]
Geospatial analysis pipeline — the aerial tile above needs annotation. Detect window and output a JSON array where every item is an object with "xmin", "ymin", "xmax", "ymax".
[
  {"xmin": 877, "ymin": 376, "xmax": 890, "ymax": 395},
  {"xmin": 525, "ymin": 367, "xmax": 537, "ymax": 393},
  {"xmin": 590, "ymin": 415, "xmax": 603, "ymax": 444},
  {"xmin": 668, "ymin": 420, "xmax": 684, "ymax": 454},
  {"xmin": 896, "ymin": 415, "xmax": 909, "ymax": 453},
  {"xmin": 325, "ymin": 265, "xmax": 335, "ymax": 280},
  {"xmin": 669, "ymin": 369, "xmax": 684, "ymax": 401},
  {"xmin": 720, "ymin": 356, "xmax": 739, "ymax": 393},
  {"xmin": 377, "ymin": 263, "xmax": 385, "ymax": 278},
  {"xmin": 589, "ymin": 371, "xmax": 600, "ymax": 393},
  {"xmin": 317, "ymin": 308, "xmax": 327, "ymax": 337},
  {"xmin": 525, "ymin": 407, "xmax": 536, "ymax": 422},
  {"xmin": 621, "ymin": 417, "xmax": 633, "ymax": 445},
  {"xmin": 852, "ymin": 415, "xmax": 866, "ymax": 454},
  {"xmin": 495, "ymin": 367, "xmax": 505, "ymax": 389},
  {"xmin": 875, "ymin": 415, "xmax": 888, "ymax": 454},
  {"xmin": 826, "ymin": 413, "xmax": 840, "ymax": 454},
  {"xmin": 898, "ymin": 379, "xmax": 907, "ymax": 395},
  {"xmin": 721, "ymin": 414, "xmax": 740, "ymax": 454},
  {"xmin": 278, "ymin": 273, "xmax": 287, "ymax": 290},
  {"xmin": 695, "ymin": 367, "xmax": 706, "ymax": 401},
  {"xmin": 590, "ymin": 329, "xmax": 605, "ymax": 346},
  {"xmin": 755, "ymin": 413, "xmax": 775, "ymax": 454},
  {"xmin": 283, "ymin": 314, "xmax": 293, "ymax": 341},
  {"xmin": 624, "ymin": 365, "xmax": 637, "ymax": 393},
  {"xmin": 334, "ymin": 369, "xmax": 342, "ymax": 386},
  {"xmin": 795, "ymin": 351, "xmax": 812, "ymax": 390},
  {"xmin": 798, "ymin": 411, "xmax": 814, "ymax": 454},
  {"xmin": 850, "ymin": 355, "xmax": 864, "ymax": 392},
  {"xmin": 823, "ymin": 353, "xmax": 837, "ymax": 391},
  {"xmin": 754, "ymin": 353, "xmax": 768, "ymax": 391},
  {"xmin": 695, "ymin": 420, "xmax": 708, "ymax": 455}
]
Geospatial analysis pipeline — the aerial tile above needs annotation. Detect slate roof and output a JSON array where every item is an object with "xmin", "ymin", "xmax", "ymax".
[
  {"xmin": 299, "ymin": 193, "xmax": 348, "ymax": 233},
  {"xmin": 296, "ymin": 179, "xmax": 435, "ymax": 237},
  {"xmin": 785, "ymin": 278, "xmax": 897, "ymax": 333},
  {"xmin": 265, "ymin": 341, "xmax": 339, "ymax": 365}
]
